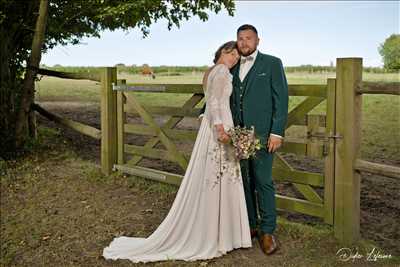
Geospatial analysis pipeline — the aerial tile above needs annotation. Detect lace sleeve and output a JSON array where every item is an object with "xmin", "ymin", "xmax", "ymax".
[{"xmin": 207, "ymin": 65, "xmax": 230, "ymax": 126}]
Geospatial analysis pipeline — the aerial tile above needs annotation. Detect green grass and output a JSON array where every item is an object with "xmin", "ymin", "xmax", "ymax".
[
  {"xmin": 35, "ymin": 77, "xmax": 101, "ymax": 102},
  {"xmin": 35, "ymin": 71, "xmax": 400, "ymax": 163}
]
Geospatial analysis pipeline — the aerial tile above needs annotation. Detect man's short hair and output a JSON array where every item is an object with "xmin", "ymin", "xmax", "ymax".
[{"xmin": 237, "ymin": 24, "xmax": 258, "ymax": 35}]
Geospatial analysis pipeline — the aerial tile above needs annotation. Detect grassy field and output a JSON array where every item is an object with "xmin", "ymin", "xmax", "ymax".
[
  {"xmin": 36, "ymin": 71, "xmax": 399, "ymax": 102},
  {"xmin": 35, "ymin": 71, "xmax": 400, "ymax": 162}
]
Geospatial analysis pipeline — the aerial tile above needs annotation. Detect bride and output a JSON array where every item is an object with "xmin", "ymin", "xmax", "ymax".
[{"xmin": 103, "ymin": 41, "xmax": 251, "ymax": 263}]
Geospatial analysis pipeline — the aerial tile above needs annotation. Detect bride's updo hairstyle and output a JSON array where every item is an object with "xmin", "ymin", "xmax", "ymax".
[{"xmin": 213, "ymin": 41, "xmax": 238, "ymax": 64}]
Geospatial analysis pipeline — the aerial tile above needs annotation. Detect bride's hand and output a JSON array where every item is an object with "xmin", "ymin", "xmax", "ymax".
[
  {"xmin": 215, "ymin": 125, "xmax": 230, "ymax": 144},
  {"xmin": 218, "ymin": 132, "xmax": 230, "ymax": 144}
]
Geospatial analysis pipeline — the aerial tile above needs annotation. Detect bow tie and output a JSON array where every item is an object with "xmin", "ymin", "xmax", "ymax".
[{"xmin": 240, "ymin": 56, "xmax": 254, "ymax": 64}]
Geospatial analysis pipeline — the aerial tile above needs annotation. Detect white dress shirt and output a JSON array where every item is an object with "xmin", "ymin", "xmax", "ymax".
[{"xmin": 239, "ymin": 49, "xmax": 258, "ymax": 82}]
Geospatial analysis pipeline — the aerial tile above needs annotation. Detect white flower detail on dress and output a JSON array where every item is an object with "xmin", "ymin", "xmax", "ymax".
[{"xmin": 206, "ymin": 142, "xmax": 242, "ymax": 189}]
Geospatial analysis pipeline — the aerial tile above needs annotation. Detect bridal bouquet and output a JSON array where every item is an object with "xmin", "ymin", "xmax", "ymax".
[{"xmin": 227, "ymin": 126, "xmax": 262, "ymax": 160}]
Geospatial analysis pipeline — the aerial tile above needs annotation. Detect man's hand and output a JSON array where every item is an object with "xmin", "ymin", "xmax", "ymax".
[{"xmin": 267, "ymin": 135, "xmax": 283, "ymax": 153}]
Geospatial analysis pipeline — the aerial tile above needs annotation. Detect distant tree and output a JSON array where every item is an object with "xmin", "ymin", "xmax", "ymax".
[
  {"xmin": 378, "ymin": 34, "xmax": 400, "ymax": 71},
  {"xmin": 0, "ymin": 0, "xmax": 235, "ymax": 158}
]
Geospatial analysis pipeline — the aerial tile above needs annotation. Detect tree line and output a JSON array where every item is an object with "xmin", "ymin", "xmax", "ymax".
[{"xmin": 43, "ymin": 64, "xmax": 394, "ymax": 75}]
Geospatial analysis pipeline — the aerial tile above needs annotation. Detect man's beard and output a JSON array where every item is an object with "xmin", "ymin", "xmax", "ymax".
[{"xmin": 239, "ymin": 47, "xmax": 257, "ymax": 57}]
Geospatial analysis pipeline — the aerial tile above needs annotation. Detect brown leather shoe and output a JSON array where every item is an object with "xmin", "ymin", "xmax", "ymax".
[
  {"xmin": 259, "ymin": 234, "xmax": 279, "ymax": 255},
  {"xmin": 250, "ymin": 228, "xmax": 258, "ymax": 238}
]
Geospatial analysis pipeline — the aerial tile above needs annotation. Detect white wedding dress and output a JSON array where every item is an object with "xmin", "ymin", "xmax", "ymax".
[{"xmin": 103, "ymin": 64, "xmax": 251, "ymax": 263}]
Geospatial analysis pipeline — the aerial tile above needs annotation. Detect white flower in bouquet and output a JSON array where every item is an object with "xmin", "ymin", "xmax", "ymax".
[{"xmin": 227, "ymin": 126, "xmax": 262, "ymax": 160}]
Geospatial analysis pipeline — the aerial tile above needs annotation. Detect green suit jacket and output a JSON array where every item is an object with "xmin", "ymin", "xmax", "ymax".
[{"xmin": 230, "ymin": 52, "xmax": 289, "ymax": 145}]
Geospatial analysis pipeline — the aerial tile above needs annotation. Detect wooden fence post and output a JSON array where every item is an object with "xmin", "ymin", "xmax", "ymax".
[
  {"xmin": 116, "ymin": 79, "xmax": 126, "ymax": 165},
  {"xmin": 101, "ymin": 67, "xmax": 117, "ymax": 175},
  {"xmin": 324, "ymin": 78, "xmax": 336, "ymax": 225},
  {"xmin": 306, "ymin": 114, "xmax": 323, "ymax": 157},
  {"xmin": 334, "ymin": 58, "xmax": 363, "ymax": 244}
]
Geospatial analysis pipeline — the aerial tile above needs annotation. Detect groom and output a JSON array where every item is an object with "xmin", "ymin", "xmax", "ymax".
[{"xmin": 200, "ymin": 24, "xmax": 288, "ymax": 255}]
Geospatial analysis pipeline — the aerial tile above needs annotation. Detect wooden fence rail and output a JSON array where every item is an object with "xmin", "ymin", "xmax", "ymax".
[
  {"xmin": 32, "ymin": 103, "xmax": 101, "ymax": 139},
  {"xmin": 117, "ymin": 83, "xmax": 328, "ymax": 97},
  {"xmin": 33, "ymin": 68, "xmax": 103, "ymax": 140},
  {"xmin": 355, "ymin": 159, "xmax": 400, "ymax": 180},
  {"xmin": 355, "ymin": 80, "xmax": 400, "ymax": 180},
  {"xmin": 38, "ymin": 68, "xmax": 101, "ymax": 82},
  {"xmin": 358, "ymin": 81, "xmax": 400, "ymax": 95}
]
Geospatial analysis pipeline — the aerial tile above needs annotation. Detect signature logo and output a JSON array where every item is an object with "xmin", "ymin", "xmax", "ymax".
[{"xmin": 336, "ymin": 247, "xmax": 392, "ymax": 262}]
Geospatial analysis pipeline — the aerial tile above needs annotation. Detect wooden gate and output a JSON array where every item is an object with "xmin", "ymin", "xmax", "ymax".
[
  {"xmin": 36, "ymin": 58, "xmax": 399, "ymax": 245},
  {"xmin": 100, "ymin": 68, "xmax": 338, "ymax": 226},
  {"xmin": 272, "ymin": 78, "xmax": 336, "ymax": 225},
  {"xmin": 112, "ymin": 79, "xmax": 205, "ymax": 185}
]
